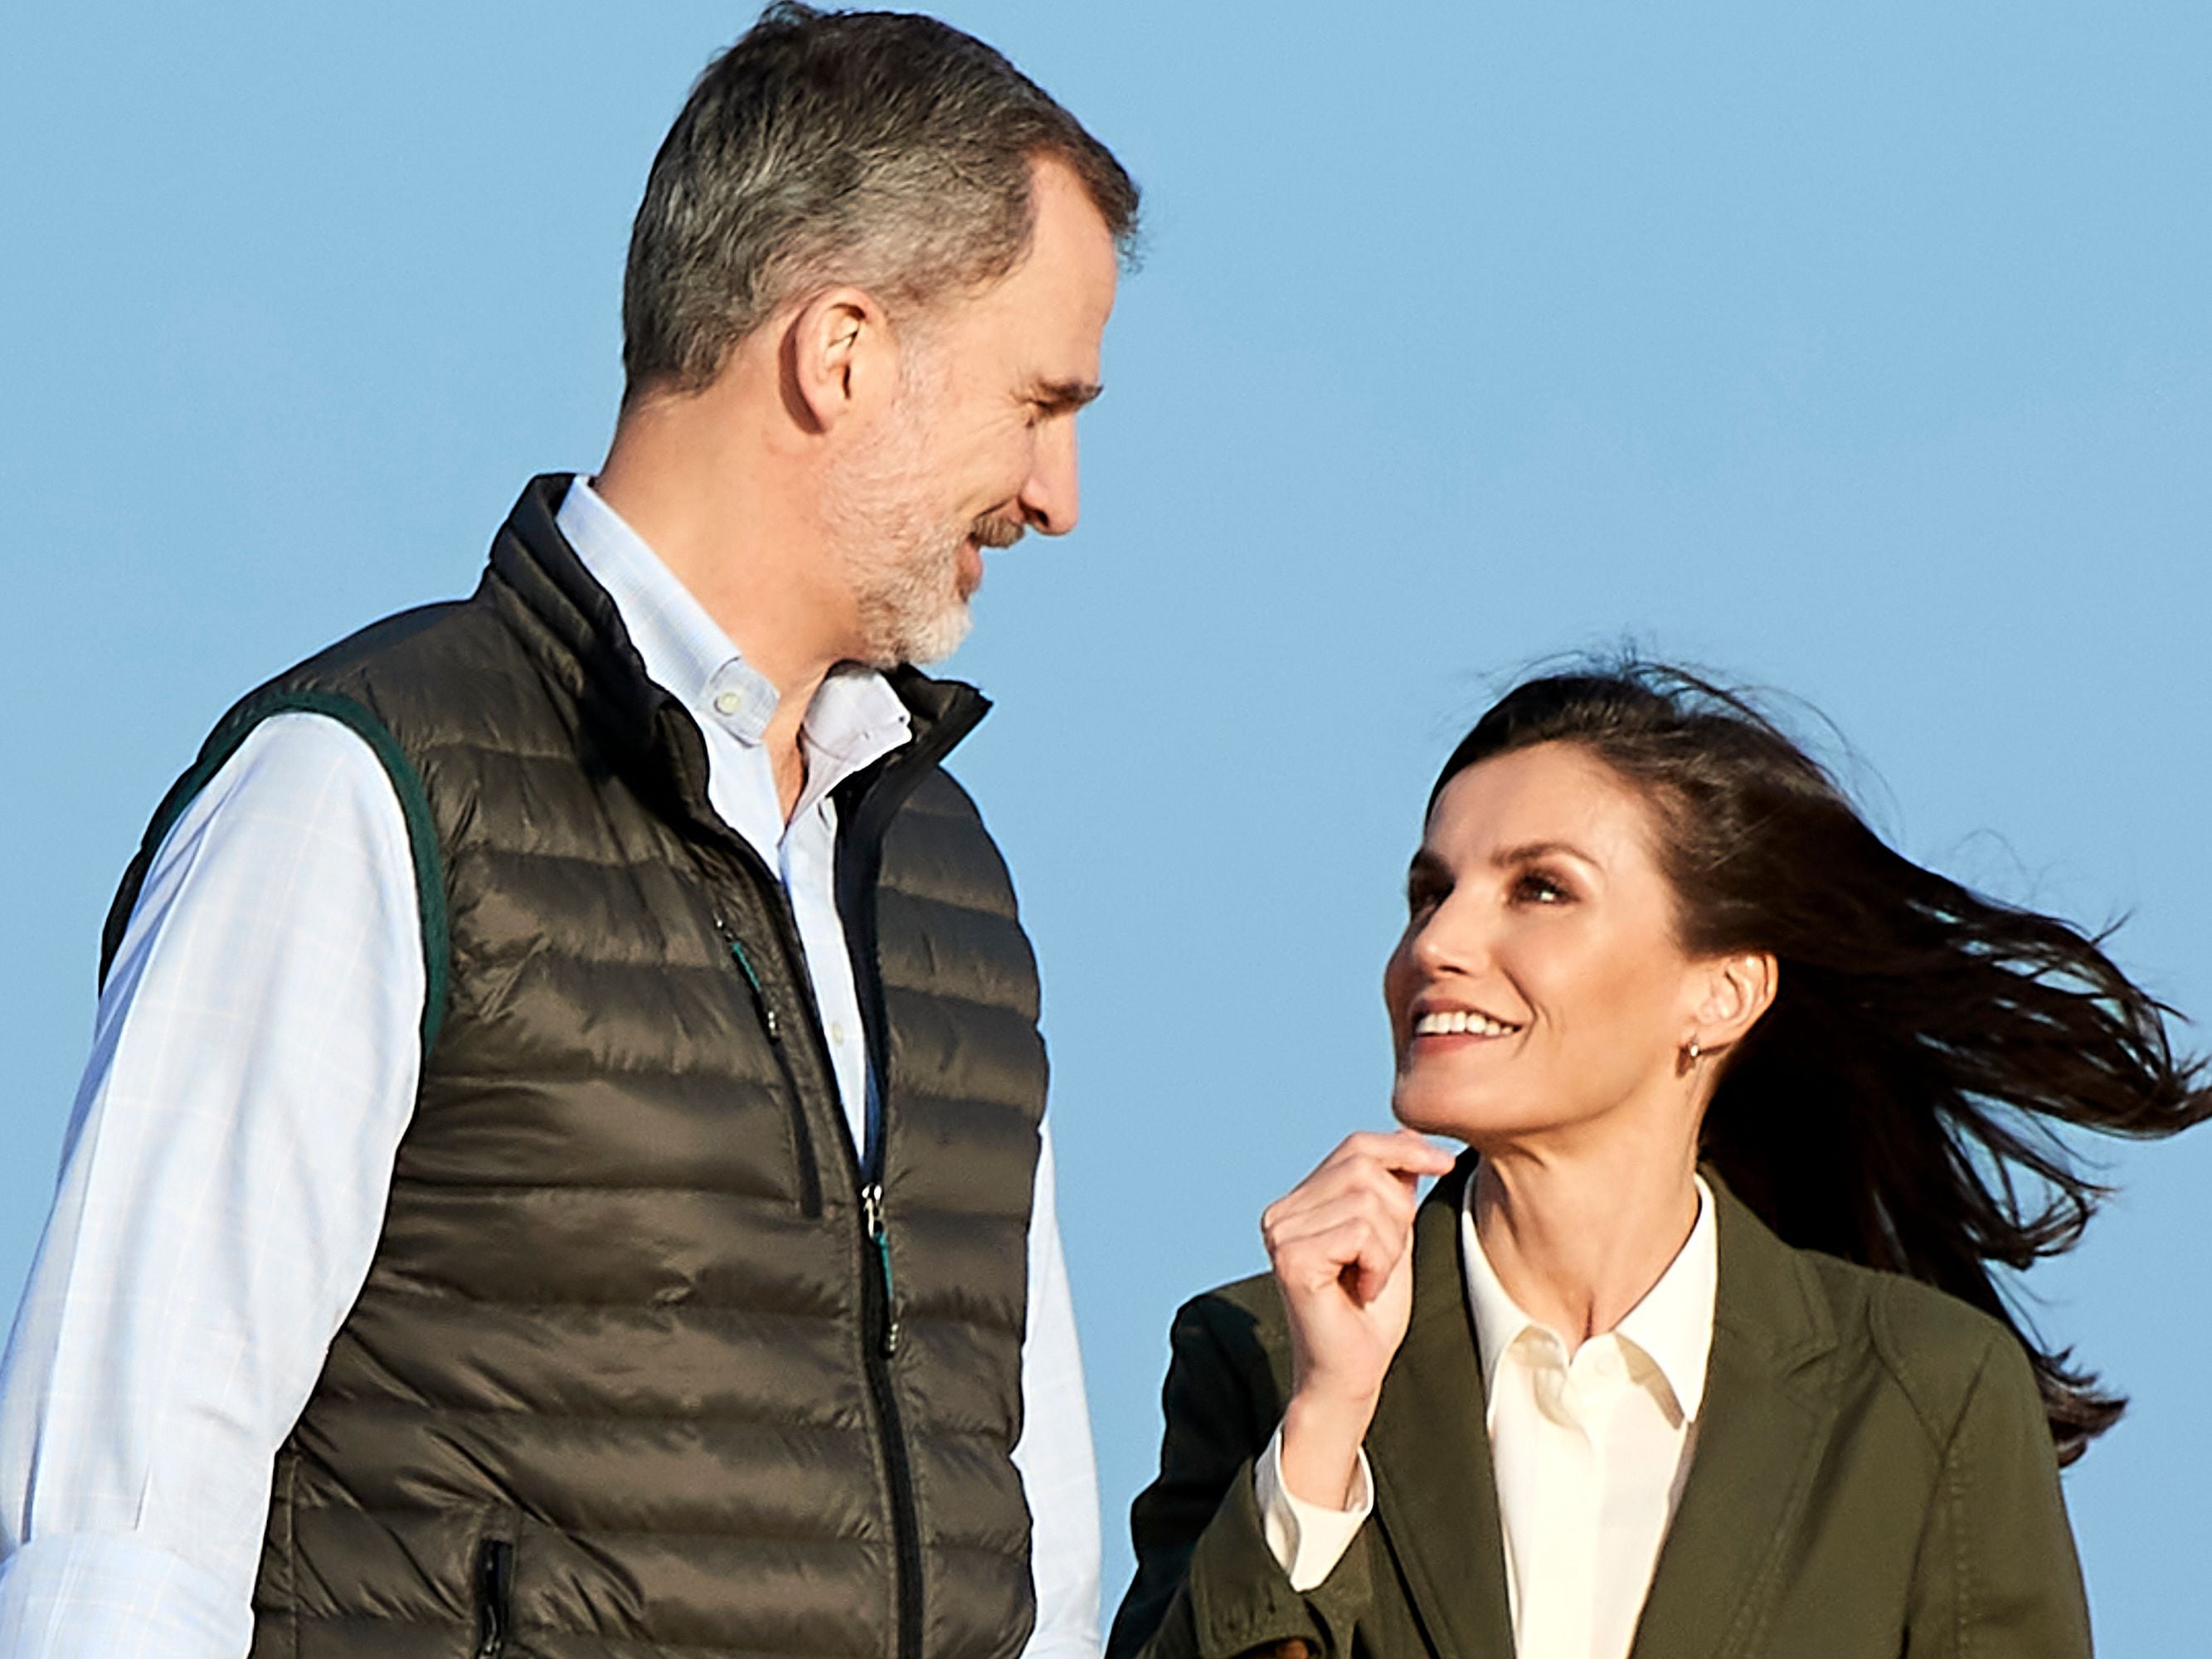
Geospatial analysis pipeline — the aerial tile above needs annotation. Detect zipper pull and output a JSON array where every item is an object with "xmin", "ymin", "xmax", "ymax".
[{"xmin": 863, "ymin": 1181, "xmax": 899, "ymax": 1357}]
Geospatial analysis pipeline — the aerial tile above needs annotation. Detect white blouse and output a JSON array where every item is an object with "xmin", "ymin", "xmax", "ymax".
[{"xmin": 1258, "ymin": 1176, "xmax": 1717, "ymax": 1659}]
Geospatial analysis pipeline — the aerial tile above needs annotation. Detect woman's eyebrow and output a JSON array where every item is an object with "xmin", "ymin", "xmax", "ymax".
[
  {"xmin": 1406, "ymin": 848, "xmax": 1451, "ymax": 884},
  {"xmin": 1491, "ymin": 839, "xmax": 1597, "ymax": 869}
]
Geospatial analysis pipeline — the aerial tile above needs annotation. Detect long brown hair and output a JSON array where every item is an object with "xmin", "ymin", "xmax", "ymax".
[{"xmin": 1436, "ymin": 661, "xmax": 2210, "ymax": 1462}]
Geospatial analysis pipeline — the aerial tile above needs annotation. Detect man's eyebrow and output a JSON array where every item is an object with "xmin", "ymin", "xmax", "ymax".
[{"xmin": 1026, "ymin": 377, "xmax": 1104, "ymax": 413}]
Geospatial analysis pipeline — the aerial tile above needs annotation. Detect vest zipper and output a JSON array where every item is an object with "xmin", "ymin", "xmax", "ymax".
[
  {"xmin": 825, "ymin": 698, "xmax": 982, "ymax": 1659},
  {"xmin": 711, "ymin": 883, "xmax": 919, "ymax": 1655},
  {"xmin": 858, "ymin": 1178, "xmax": 922, "ymax": 1659},
  {"xmin": 711, "ymin": 912, "xmax": 824, "ymax": 1217},
  {"xmin": 473, "ymin": 1537, "xmax": 513, "ymax": 1659},
  {"xmin": 700, "ymin": 694, "xmax": 983, "ymax": 1659}
]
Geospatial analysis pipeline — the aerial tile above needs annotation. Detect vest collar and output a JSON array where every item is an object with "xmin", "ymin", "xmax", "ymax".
[{"xmin": 483, "ymin": 474, "xmax": 989, "ymax": 831}]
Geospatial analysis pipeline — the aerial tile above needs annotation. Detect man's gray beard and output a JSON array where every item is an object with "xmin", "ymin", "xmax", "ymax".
[
  {"xmin": 848, "ymin": 517, "xmax": 973, "ymax": 668},
  {"xmin": 825, "ymin": 370, "xmax": 974, "ymax": 668}
]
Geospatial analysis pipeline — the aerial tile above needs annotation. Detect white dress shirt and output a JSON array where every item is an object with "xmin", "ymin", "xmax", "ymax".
[
  {"xmin": 0, "ymin": 478, "xmax": 1101, "ymax": 1658},
  {"xmin": 1257, "ymin": 1176, "xmax": 1717, "ymax": 1659}
]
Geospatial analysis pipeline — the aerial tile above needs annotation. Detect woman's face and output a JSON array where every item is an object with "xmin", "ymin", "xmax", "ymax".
[{"xmin": 1384, "ymin": 740, "xmax": 1710, "ymax": 1149}]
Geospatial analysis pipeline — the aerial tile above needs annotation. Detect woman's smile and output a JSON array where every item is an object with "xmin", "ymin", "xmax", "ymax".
[
  {"xmin": 1415, "ymin": 1009, "xmax": 1521, "ymax": 1044},
  {"xmin": 1407, "ymin": 1005, "xmax": 1525, "ymax": 1044}
]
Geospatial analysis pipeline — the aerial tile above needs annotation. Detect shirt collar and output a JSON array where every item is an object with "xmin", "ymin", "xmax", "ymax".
[
  {"xmin": 1458, "ymin": 1172, "xmax": 1718, "ymax": 1423},
  {"xmin": 554, "ymin": 476, "xmax": 912, "ymax": 780},
  {"xmin": 1614, "ymin": 1175, "xmax": 1717, "ymax": 1422}
]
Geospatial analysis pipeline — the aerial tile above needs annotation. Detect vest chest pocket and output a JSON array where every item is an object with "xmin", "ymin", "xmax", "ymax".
[{"xmin": 708, "ymin": 910, "xmax": 827, "ymax": 1217}]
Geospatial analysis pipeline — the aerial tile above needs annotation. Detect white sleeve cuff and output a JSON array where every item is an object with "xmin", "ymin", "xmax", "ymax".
[
  {"xmin": 1252, "ymin": 1423, "xmax": 1374, "ymax": 1593},
  {"xmin": 0, "ymin": 1533, "xmax": 251, "ymax": 1658}
]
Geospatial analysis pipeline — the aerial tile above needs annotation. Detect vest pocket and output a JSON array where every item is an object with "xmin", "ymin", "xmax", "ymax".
[
  {"xmin": 709, "ymin": 908, "xmax": 825, "ymax": 1216},
  {"xmin": 474, "ymin": 1536, "xmax": 515, "ymax": 1657}
]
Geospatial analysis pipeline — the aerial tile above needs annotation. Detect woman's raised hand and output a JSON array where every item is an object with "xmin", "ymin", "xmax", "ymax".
[{"xmin": 1262, "ymin": 1130, "xmax": 1456, "ymax": 1508}]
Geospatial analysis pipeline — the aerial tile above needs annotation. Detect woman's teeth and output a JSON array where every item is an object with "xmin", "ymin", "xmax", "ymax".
[{"xmin": 1413, "ymin": 1010, "xmax": 1520, "ymax": 1038}]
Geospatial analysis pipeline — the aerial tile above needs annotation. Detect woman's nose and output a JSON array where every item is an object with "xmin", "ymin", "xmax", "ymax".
[{"xmin": 1407, "ymin": 893, "xmax": 1488, "ymax": 977}]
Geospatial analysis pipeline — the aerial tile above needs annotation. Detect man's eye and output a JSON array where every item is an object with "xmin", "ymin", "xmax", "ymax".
[{"xmin": 1406, "ymin": 882, "xmax": 1445, "ymax": 915}]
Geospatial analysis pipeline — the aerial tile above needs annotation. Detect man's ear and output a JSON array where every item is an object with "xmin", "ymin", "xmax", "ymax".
[
  {"xmin": 780, "ymin": 286, "xmax": 899, "ymax": 436},
  {"xmin": 1691, "ymin": 950, "xmax": 1779, "ymax": 1058}
]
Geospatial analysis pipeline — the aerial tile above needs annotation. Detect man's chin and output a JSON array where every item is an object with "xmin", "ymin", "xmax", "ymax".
[
  {"xmin": 855, "ymin": 596, "xmax": 972, "ymax": 670},
  {"xmin": 902, "ymin": 601, "xmax": 974, "ymax": 668}
]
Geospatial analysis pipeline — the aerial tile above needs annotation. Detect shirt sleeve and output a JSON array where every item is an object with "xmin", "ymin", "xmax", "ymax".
[
  {"xmin": 1106, "ymin": 1297, "xmax": 1376, "ymax": 1659},
  {"xmin": 1252, "ymin": 1426, "xmax": 1375, "ymax": 1593},
  {"xmin": 1011, "ymin": 1125, "xmax": 1104, "ymax": 1659},
  {"xmin": 0, "ymin": 712, "xmax": 426, "ymax": 1659}
]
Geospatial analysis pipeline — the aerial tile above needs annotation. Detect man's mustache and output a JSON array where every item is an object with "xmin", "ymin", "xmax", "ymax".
[{"xmin": 971, "ymin": 514, "xmax": 1025, "ymax": 551}]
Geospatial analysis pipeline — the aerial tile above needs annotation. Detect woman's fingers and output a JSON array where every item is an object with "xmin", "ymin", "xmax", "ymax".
[
  {"xmin": 1264, "ymin": 1134, "xmax": 1442, "ymax": 1241},
  {"xmin": 1319, "ymin": 1129, "xmax": 1456, "ymax": 1185},
  {"xmin": 1271, "ymin": 1211, "xmax": 1404, "ymax": 1305},
  {"xmin": 1266, "ymin": 1186, "xmax": 1410, "ymax": 1270},
  {"xmin": 1266, "ymin": 1130, "xmax": 1453, "ymax": 1414},
  {"xmin": 1264, "ymin": 1131, "xmax": 1451, "ymax": 1307}
]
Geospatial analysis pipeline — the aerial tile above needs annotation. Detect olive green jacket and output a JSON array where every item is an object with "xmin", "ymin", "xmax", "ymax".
[{"xmin": 1108, "ymin": 1162, "xmax": 2092, "ymax": 1659}]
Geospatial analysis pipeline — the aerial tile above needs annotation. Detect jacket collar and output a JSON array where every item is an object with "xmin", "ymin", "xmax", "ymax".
[
  {"xmin": 1366, "ymin": 1155, "xmax": 1515, "ymax": 1657},
  {"xmin": 481, "ymin": 474, "xmax": 989, "ymax": 845},
  {"xmin": 1369, "ymin": 1155, "xmax": 1844, "ymax": 1659},
  {"xmin": 1628, "ymin": 1171, "xmax": 1840, "ymax": 1659}
]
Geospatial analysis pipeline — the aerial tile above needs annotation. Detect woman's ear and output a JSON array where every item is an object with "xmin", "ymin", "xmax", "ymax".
[
  {"xmin": 779, "ymin": 285, "xmax": 900, "ymax": 436},
  {"xmin": 1691, "ymin": 950, "xmax": 1779, "ymax": 1057}
]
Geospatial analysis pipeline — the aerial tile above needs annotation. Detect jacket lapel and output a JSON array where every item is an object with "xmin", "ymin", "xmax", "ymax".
[
  {"xmin": 1628, "ymin": 1178, "xmax": 1841, "ymax": 1659},
  {"xmin": 1367, "ymin": 1160, "xmax": 1517, "ymax": 1657}
]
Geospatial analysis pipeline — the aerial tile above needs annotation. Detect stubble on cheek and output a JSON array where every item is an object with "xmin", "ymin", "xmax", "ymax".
[{"xmin": 822, "ymin": 389, "xmax": 970, "ymax": 666}]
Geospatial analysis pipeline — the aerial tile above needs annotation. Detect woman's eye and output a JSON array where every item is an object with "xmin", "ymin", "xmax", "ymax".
[{"xmin": 1514, "ymin": 871, "xmax": 1569, "ymax": 905}]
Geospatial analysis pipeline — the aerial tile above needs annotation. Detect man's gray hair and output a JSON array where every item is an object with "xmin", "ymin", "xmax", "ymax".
[{"xmin": 622, "ymin": 3, "xmax": 1140, "ymax": 401}]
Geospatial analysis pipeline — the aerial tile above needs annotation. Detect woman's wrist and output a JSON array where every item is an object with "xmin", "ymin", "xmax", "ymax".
[{"xmin": 1278, "ymin": 1385, "xmax": 1379, "ymax": 1511}]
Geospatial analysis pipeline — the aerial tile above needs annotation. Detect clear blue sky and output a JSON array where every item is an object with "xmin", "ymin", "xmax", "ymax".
[{"xmin": 3, "ymin": 2, "xmax": 2208, "ymax": 1649}]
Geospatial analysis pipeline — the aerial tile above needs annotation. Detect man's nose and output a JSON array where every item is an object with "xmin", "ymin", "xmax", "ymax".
[{"xmin": 1018, "ymin": 420, "xmax": 1081, "ymax": 537}]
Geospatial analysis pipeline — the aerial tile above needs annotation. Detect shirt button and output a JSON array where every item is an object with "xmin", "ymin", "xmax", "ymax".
[
  {"xmin": 713, "ymin": 690, "xmax": 744, "ymax": 715},
  {"xmin": 830, "ymin": 1021, "xmax": 849, "ymax": 1046}
]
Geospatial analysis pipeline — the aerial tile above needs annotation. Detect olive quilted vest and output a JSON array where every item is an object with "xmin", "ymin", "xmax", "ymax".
[{"xmin": 103, "ymin": 476, "xmax": 1048, "ymax": 1659}]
